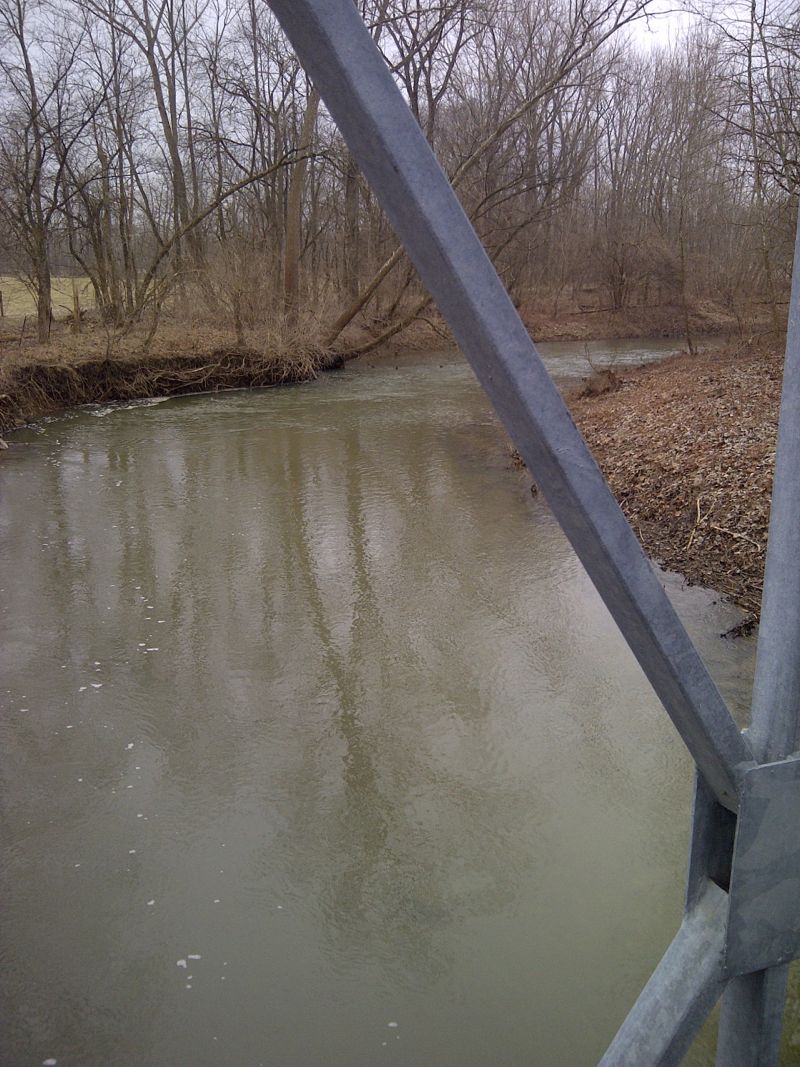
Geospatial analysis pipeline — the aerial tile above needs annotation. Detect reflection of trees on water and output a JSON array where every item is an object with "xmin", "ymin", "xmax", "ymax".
[
  {"xmin": 1, "ymin": 386, "xmax": 725, "ymax": 1013},
  {"xmin": 2, "ymin": 385, "xmax": 779, "ymax": 1067},
  {"xmin": 268, "ymin": 417, "xmax": 544, "ymax": 978}
]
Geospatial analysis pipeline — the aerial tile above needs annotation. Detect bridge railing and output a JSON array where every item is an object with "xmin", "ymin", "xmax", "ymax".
[{"xmin": 266, "ymin": 3, "xmax": 800, "ymax": 1062}]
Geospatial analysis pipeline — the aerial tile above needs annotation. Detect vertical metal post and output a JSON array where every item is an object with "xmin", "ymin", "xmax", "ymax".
[
  {"xmin": 748, "ymin": 214, "xmax": 800, "ymax": 762},
  {"xmin": 714, "ymin": 212, "xmax": 800, "ymax": 1065},
  {"xmin": 716, "ymin": 967, "xmax": 790, "ymax": 1066}
]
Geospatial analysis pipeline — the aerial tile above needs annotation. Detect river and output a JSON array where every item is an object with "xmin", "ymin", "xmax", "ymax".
[{"xmin": 0, "ymin": 339, "xmax": 774, "ymax": 1065}]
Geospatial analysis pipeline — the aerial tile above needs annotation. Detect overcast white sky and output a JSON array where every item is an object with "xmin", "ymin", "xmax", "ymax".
[{"xmin": 629, "ymin": 4, "xmax": 699, "ymax": 48}]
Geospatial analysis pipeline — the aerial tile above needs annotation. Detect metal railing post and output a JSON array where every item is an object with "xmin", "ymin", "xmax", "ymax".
[{"xmin": 713, "ymin": 209, "xmax": 800, "ymax": 1066}]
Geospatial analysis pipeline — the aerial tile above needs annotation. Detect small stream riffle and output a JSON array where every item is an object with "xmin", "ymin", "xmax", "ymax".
[{"xmin": 1, "ymin": 339, "xmax": 789, "ymax": 1066}]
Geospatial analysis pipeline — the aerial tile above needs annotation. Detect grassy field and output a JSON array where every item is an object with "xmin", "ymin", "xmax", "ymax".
[{"xmin": 0, "ymin": 276, "xmax": 92, "ymax": 319}]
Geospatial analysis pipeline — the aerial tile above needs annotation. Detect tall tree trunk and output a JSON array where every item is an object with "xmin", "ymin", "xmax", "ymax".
[
  {"xmin": 343, "ymin": 152, "xmax": 360, "ymax": 300},
  {"xmin": 283, "ymin": 87, "xmax": 320, "ymax": 327},
  {"xmin": 35, "ymin": 235, "xmax": 52, "ymax": 343},
  {"xmin": 746, "ymin": 0, "xmax": 781, "ymax": 332},
  {"xmin": 678, "ymin": 202, "xmax": 696, "ymax": 356}
]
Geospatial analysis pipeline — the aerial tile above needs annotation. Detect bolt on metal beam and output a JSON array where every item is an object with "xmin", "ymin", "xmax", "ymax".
[{"xmin": 266, "ymin": 0, "xmax": 752, "ymax": 812}]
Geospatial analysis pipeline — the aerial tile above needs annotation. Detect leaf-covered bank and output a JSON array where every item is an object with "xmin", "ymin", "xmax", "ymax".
[{"xmin": 565, "ymin": 344, "xmax": 781, "ymax": 621}]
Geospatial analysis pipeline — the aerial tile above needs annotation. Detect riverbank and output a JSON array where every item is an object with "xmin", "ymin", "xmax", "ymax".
[
  {"xmin": 0, "ymin": 317, "xmax": 781, "ymax": 626},
  {"xmin": 562, "ymin": 342, "xmax": 781, "ymax": 622},
  {"xmin": 0, "ymin": 327, "xmax": 341, "ymax": 435},
  {"xmin": 0, "ymin": 285, "xmax": 780, "ymax": 436},
  {"xmin": 518, "ymin": 296, "xmax": 775, "ymax": 343}
]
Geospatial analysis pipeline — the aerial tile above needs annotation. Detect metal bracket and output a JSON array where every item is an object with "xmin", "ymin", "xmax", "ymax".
[{"xmin": 726, "ymin": 756, "xmax": 800, "ymax": 977}]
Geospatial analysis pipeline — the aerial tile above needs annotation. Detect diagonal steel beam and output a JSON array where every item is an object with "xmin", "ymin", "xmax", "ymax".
[
  {"xmin": 712, "ymin": 209, "xmax": 800, "ymax": 1065},
  {"xmin": 597, "ymin": 882, "xmax": 729, "ymax": 1066},
  {"xmin": 266, "ymin": 0, "xmax": 752, "ymax": 810}
]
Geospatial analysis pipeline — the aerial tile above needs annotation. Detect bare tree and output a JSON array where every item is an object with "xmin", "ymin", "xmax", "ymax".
[{"xmin": 0, "ymin": 0, "xmax": 84, "ymax": 340}]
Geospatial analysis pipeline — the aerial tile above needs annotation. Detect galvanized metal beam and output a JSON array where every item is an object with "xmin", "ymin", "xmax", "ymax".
[
  {"xmin": 725, "ymin": 757, "xmax": 800, "ymax": 977},
  {"xmin": 748, "ymin": 214, "xmax": 800, "ymax": 764},
  {"xmin": 597, "ymin": 882, "xmax": 728, "ymax": 1066},
  {"xmin": 713, "ymin": 209, "xmax": 800, "ymax": 1065},
  {"xmin": 266, "ymin": 0, "xmax": 753, "ymax": 812},
  {"xmin": 685, "ymin": 771, "xmax": 736, "ymax": 914},
  {"xmin": 715, "ymin": 966, "xmax": 790, "ymax": 1066}
]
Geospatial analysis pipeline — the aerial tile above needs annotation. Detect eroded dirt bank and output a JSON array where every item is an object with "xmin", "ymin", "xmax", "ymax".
[
  {"xmin": 563, "ymin": 344, "xmax": 782, "ymax": 621},
  {"xmin": 0, "ymin": 346, "xmax": 342, "ymax": 435}
]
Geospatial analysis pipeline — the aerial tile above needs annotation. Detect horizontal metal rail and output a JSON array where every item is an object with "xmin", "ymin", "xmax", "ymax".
[{"xmin": 266, "ymin": 0, "xmax": 753, "ymax": 811}]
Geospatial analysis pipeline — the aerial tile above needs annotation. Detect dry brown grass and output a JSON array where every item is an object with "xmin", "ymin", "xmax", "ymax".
[
  {"xmin": 0, "ymin": 301, "xmax": 341, "ymax": 435},
  {"xmin": 0, "ymin": 275, "xmax": 92, "ymax": 320},
  {"xmin": 0, "ymin": 266, "xmax": 351, "ymax": 428}
]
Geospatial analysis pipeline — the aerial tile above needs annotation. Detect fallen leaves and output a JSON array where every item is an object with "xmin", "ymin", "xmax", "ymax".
[{"xmin": 568, "ymin": 343, "xmax": 782, "ymax": 618}]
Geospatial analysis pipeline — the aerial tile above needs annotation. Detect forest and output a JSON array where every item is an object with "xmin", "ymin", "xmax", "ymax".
[{"xmin": 0, "ymin": 0, "xmax": 797, "ymax": 353}]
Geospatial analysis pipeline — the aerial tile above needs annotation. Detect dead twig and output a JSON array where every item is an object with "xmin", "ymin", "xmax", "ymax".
[
  {"xmin": 685, "ymin": 493, "xmax": 718, "ymax": 550},
  {"xmin": 686, "ymin": 495, "xmax": 703, "ymax": 551},
  {"xmin": 709, "ymin": 524, "xmax": 762, "ymax": 553}
]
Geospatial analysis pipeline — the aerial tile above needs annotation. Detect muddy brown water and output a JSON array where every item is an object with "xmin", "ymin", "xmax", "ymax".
[{"xmin": 1, "ymin": 340, "xmax": 790, "ymax": 1066}]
